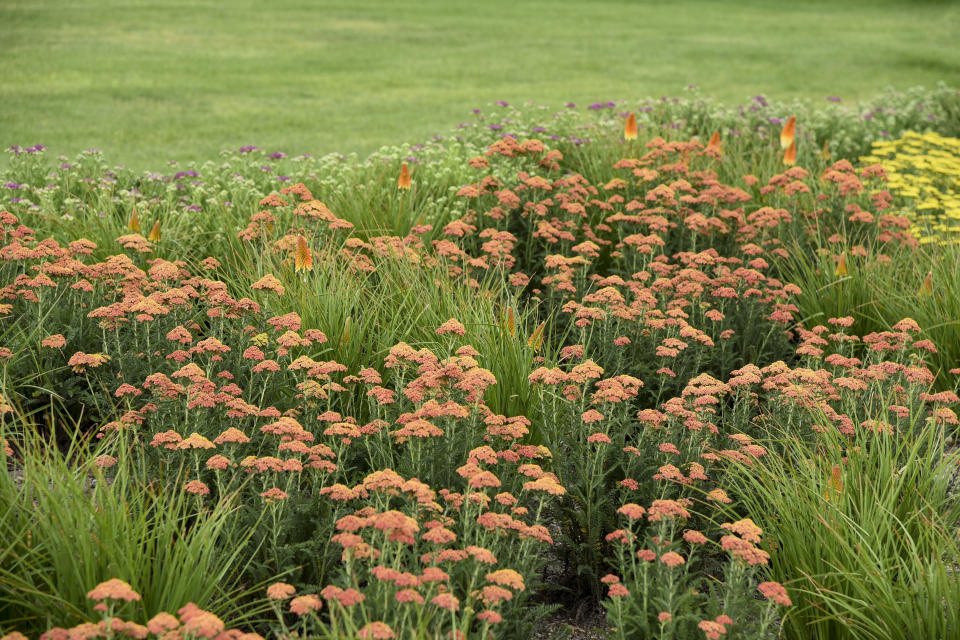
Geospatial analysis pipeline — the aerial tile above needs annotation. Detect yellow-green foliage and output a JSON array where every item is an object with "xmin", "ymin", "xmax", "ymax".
[{"xmin": 863, "ymin": 131, "xmax": 960, "ymax": 245}]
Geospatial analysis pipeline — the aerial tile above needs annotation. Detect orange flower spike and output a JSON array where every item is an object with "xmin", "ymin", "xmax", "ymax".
[
  {"xmin": 504, "ymin": 307, "xmax": 516, "ymax": 337},
  {"xmin": 834, "ymin": 252, "xmax": 848, "ymax": 277},
  {"xmin": 830, "ymin": 464, "xmax": 843, "ymax": 493},
  {"xmin": 706, "ymin": 131, "xmax": 723, "ymax": 158},
  {"xmin": 528, "ymin": 320, "xmax": 546, "ymax": 352},
  {"xmin": 707, "ymin": 131, "xmax": 722, "ymax": 153},
  {"xmin": 624, "ymin": 113, "xmax": 638, "ymax": 141},
  {"xmin": 919, "ymin": 271, "xmax": 932, "ymax": 296},
  {"xmin": 148, "ymin": 220, "xmax": 161, "ymax": 242},
  {"xmin": 294, "ymin": 235, "xmax": 313, "ymax": 272},
  {"xmin": 127, "ymin": 208, "xmax": 141, "ymax": 233},
  {"xmin": 397, "ymin": 163, "xmax": 412, "ymax": 191},
  {"xmin": 783, "ymin": 140, "xmax": 797, "ymax": 166},
  {"xmin": 780, "ymin": 115, "xmax": 796, "ymax": 149}
]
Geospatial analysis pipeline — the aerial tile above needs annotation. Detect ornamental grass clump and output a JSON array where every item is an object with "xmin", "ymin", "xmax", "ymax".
[
  {"xmin": 718, "ymin": 317, "xmax": 960, "ymax": 640},
  {"xmin": 0, "ymin": 418, "xmax": 261, "ymax": 634}
]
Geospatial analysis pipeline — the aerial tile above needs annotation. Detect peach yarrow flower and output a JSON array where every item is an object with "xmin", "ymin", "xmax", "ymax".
[
  {"xmin": 87, "ymin": 579, "xmax": 141, "ymax": 602},
  {"xmin": 436, "ymin": 318, "xmax": 466, "ymax": 336},
  {"xmin": 267, "ymin": 582, "xmax": 296, "ymax": 600},
  {"xmin": 758, "ymin": 581, "xmax": 792, "ymax": 606}
]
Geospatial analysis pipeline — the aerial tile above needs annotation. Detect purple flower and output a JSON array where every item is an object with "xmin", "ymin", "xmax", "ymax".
[
  {"xmin": 880, "ymin": 131, "xmax": 890, "ymax": 137},
  {"xmin": 300, "ymin": 153, "xmax": 312, "ymax": 158},
  {"xmin": 488, "ymin": 124, "xmax": 502, "ymax": 130},
  {"xmin": 224, "ymin": 202, "xmax": 233, "ymax": 207},
  {"xmin": 27, "ymin": 144, "xmax": 46, "ymax": 153},
  {"xmin": 173, "ymin": 170, "xmax": 199, "ymax": 179},
  {"xmin": 531, "ymin": 127, "xmax": 546, "ymax": 132},
  {"xmin": 550, "ymin": 135, "xmax": 560, "ymax": 140},
  {"xmin": 9, "ymin": 198, "xmax": 22, "ymax": 203},
  {"xmin": 588, "ymin": 103, "xmax": 605, "ymax": 110},
  {"xmin": 260, "ymin": 165, "xmax": 272, "ymax": 172},
  {"xmin": 472, "ymin": 108, "xmax": 482, "ymax": 114},
  {"xmin": 3, "ymin": 182, "xmax": 23, "ymax": 189},
  {"xmin": 7, "ymin": 145, "xmax": 21, "ymax": 153},
  {"xmin": 187, "ymin": 205, "xmax": 202, "ymax": 211},
  {"xmin": 565, "ymin": 102, "xmax": 576, "ymax": 108},
  {"xmin": 826, "ymin": 96, "xmax": 842, "ymax": 102},
  {"xmin": 404, "ymin": 156, "xmax": 419, "ymax": 163},
  {"xmin": 269, "ymin": 152, "xmax": 287, "ymax": 159},
  {"xmin": 768, "ymin": 117, "xmax": 782, "ymax": 125},
  {"xmin": 277, "ymin": 176, "xmax": 291, "ymax": 181},
  {"xmin": 456, "ymin": 122, "xmax": 472, "ymax": 128},
  {"xmin": 238, "ymin": 145, "xmax": 259, "ymax": 153},
  {"xmin": 496, "ymin": 101, "xmax": 509, "ymax": 107},
  {"xmin": 753, "ymin": 95, "xmax": 768, "ymax": 107}
]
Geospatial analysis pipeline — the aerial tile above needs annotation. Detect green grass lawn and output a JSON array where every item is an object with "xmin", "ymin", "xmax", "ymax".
[{"xmin": 2, "ymin": 0, "xmax": 959, "ymax": 170}]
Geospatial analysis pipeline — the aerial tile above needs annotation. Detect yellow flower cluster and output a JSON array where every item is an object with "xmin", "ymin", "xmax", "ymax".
[{"xmin": 862, "ymin": 131, "xmax": 960, "ymax": 245}]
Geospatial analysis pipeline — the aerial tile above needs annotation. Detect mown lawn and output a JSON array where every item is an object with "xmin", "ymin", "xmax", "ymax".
[{"xmin": 2, "ymin": 0, "xmax": 959, "ymax": 169}]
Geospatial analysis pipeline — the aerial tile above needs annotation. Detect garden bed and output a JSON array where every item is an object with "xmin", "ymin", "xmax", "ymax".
[{"xmin": 2, "ymin": 88, "xmax": 960, "ymax": 640}]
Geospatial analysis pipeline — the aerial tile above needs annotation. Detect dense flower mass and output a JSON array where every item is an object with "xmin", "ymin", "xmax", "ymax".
[
  {"xmin": 861, "ymin": 131, "xmax": 960, "ymax": 244},
  {"xmin": 2, "ymin": 89, "xmax": 959, "ymax": 640}
]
